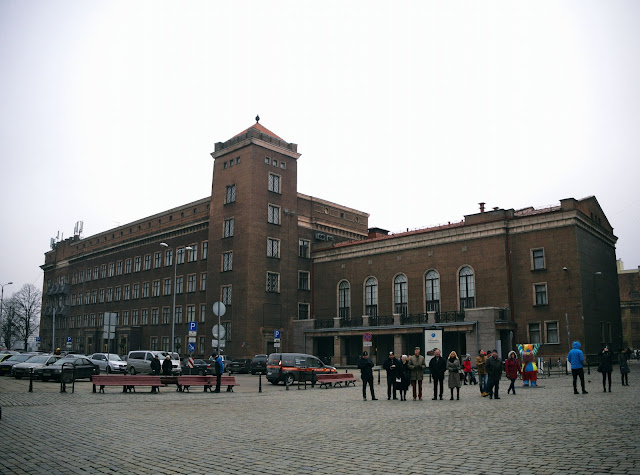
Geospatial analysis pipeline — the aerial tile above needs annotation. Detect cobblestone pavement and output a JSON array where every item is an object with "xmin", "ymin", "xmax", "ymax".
[{"xmin": 1, "ymin": 362, "xmax": 639, "ymax": 474}]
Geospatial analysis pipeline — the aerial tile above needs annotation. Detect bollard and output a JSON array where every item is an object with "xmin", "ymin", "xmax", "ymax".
[
  {"xmin": 29, "ymin": 368, "xmax": 34, "ymax": 393},
  {"xmin": 259, "ymin": 373, "xmax": 262, "ymax": 393},
  {"xmin": 285, "ymin": 376, "xmax": 289, "ymax": 391},
  {"xmin": 377, "ymin": 368, "xmax": 380, "ymax": 385}
]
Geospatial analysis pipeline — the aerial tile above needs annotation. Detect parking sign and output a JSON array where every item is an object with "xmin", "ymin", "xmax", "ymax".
[
  {"xmin": 66, "ymin": 336, "xmax": 72, "ymax": 343},
  {"xmin": 188, "ymin": 321, "xmax": 197, "ymax": 332},
  {"xmin": 274, "ymin": 330, "xmax": 281, "ymax": 339}
]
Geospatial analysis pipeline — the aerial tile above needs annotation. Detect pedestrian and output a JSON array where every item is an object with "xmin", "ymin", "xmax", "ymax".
[
  {"xmin": 485, "ymin": 349, "xmax": 502, "ymax": 399},
  {"xmin": 429, "ymin": 348, "xmax": 446, "ymax": 401},
  {"xmin": 162, "ymin": 355, "xmax": 172, "ymax": 376},
  {"xmin": 396, "ymin": 355, "xmax": 410, "ymax": 401},
  {"xmin": 505, "ymin": 351, "xmax": 521, "ymax": 395},
  {"xmin": 213, "ymin": 353, "xmax": 224, "ymax": 392},
  {"xmin": 447, "ymin": 351, "xmax": 462, "ymax": 400},
  {"xmin": 476, "ymin": 350, "xmax": 488, "ymax": 396},
  {"xmin": 597, "ymin": 346, "xmax": 613, "ymax": 392},
  {"xmin": 619, "ymin": 350, "xmax": 630, "ymax": 386},
  {"xmin": 54, "ymin": 348, "xmax": 62, "ymax": 356},
  {"xmin": 150, "ymin": 355, "xmax": 161, "ymax": 375},
  {"xmin": 383, "ymin": 351, "xmax": 400, "ymax": 400},
  {"xmin": 567, "ymin": 341, "xmax": 588, "ymax": 395},
  {"xmin": 463, "ymin": 354, "xmax": 476, "ymax": 385},
  {"xmin": 357, "ymin": 351, "xmax": 377, "ymax": 400},
  {"xmin": 407, "ymin": 347, "xmax": 426, "ymax": 401}
]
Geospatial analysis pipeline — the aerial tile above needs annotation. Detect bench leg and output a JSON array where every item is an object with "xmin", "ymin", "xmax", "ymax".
[
  {"xmin": 93, "ymin": 384, "xmax": 96, "ymax": 393},
  {"xmin": 226, "ymin": 386, "xmax": 233, "ymax": 392},
  {"xmin": 100, "ymin": 385, "xmax": 105, "ymax": 393},
  {"xmin": 122, "ymin": 386, "xmax": 127, "ymax": 393}
]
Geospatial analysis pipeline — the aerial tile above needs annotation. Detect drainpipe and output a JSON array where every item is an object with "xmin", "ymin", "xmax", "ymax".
[{"xmin": 505, "ymin": 221, "xmax": 515, "ymax": 323}]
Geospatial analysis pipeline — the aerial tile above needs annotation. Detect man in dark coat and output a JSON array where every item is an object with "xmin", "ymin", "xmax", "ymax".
[
  {"xmin": 357, "ymin": 351, "xmax": 377, "ymax": 400},
  {"xmin": 150, "ymin": 355, "xmax": 161, "ymax": 375},
  {"xmin": 382, "ymin": 351, "xmax": 400, "ymax": 400},
  {"xmin": 428, "ymin": 349, "xmax": 446, "ymax": 400},
  {"xmin": 162, "ymin": 355, "xmax": 173, "ymax": 376},
  {"xmin": 485, "ymin": 349, "xmax": 503, "ymax": 399}
]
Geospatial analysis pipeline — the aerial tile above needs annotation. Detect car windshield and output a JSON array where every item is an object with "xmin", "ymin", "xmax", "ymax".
[
  {"xmin": 51, "ymin": 358, "xmax": 77, "ymax": 366},
  {"xmin": 24, "ymin": 356, "xmax": 50, "ymax": 364},
  {"xmin": 6, "ymin": 354, "xmax": 31, "ymax": 362},
  {"xmin": 107, "ymin": 354, "xmax": 122, "ymax": 361}
]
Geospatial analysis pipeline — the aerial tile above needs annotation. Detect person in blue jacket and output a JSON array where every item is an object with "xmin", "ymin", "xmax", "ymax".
[{"xmin": 567, "ymin": 341, "xmax": 588, "ymax": 395}]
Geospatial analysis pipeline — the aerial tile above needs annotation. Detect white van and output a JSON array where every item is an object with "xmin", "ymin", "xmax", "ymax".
[{"xmin": 127, "ymin": 350, "xmax": 181, "ymax": 375}]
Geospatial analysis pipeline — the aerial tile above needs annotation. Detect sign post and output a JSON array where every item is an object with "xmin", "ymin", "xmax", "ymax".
[
  {"xmin": 212, "ymin": 302, "xmax": 226, "ymax": 356},
  {"xmin": 274, "ymin": 329, "xmax": 281, "ymax": 348},
  {"xmin": 187, "ymin": 322, "xmax": 197, "ymax": 355}
]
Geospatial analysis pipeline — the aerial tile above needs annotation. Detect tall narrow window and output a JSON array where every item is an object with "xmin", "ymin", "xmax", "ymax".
[
  {"xmin": 532, "ymin": 249, "xmax": 545, "ymax": 270},
  {"xmin": 164, "ymin": 249, "xmax": 173, "ymax": 267},
  {"xmin": 225, "ymin": 184, "xmax": 236, "ymax": 204},
  {"xmin": 224, "ymin": 218, "xmax": 234, "ymax": 237},
  {"xmin": 394, "ymin": 274, "xmax": 408, "ymax": 316},
  {"xmin": 267, "ymin": 273, "xmax": 280, "ymax": 293},
  {"xmin": 298, "ymin": 271, "xmax": 310, "ymax": 290},
  {"xmin": 222, "ymin": 285, "xmax": 232, "ymax": 305},
  {"xmin": 338, "ymin": 281, "xmax": 350, "ymax": 319},
  {"xmin": 268, "ymin": 173, "xmax": 281, "ymax": 193},
  {"xmin": 545, "ymin": 321, "xmax": 559, "ymax": 343},
  {"xmin": 534, "ymin": 283, "xmax": 548, "ymax": 305},
  {"xmin": 528, "ymin": 323, "xmax": 541, "ymax": 344},
  {"xmin": 299, "ymin": 239, "xmax": 310, "ymax": 258},
  {"xmin": 298, "ymin": 303, "xmax": 310, "ymax": 320},
  {"xmin": 177, "ymin": 247, "xmax": 185, "ymax": 265},
  {"xmin": 202, "ymin": 241, "xmax": 208, "ymax": 259},
  {"xmin": 222, "ymin": 252, "xmax": 233, "ymax": 271},
  {"xmin": 425, "ymin": 270, "xmax": 440, "ymax": 312},
  {"xmin": 188, "ymin": 245, "xmax": 197, "ymax": 262},
  {"xmin": 459, "ymin": 266, "xmax": 475, "ymax": 309},
  {"xmin": 267, "ymin": 238, "xmax": 280, "ymax": 258},
  {"xmin": 268, "ymin": 204, "xmax": 280, "ymax": 225},
  {"xmin": 365, "ymin": 277, "xmax": 378, "ymax": 317}
]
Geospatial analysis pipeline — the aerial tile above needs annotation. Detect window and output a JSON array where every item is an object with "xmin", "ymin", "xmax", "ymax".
[
  {"xmin": 200, "ymin": 273, "xmax": 207, "ymax": 291},
  {"xmin": 268, "ymin": 173, "xmax": 281, "ymax": 193},
  {"xmin": 268, "ymin": 204, "xmax": 280, "ymax": 225},
  {"xmin": 124, "ymin": 284, "xmax": 130, "ymax": 300},
  {"xmin": 273, "ymin": 159, "xmax": 278, "ymax": 167},
  {"xmin": 101, "ymin": 264, "xmax": 107, "ymax": 279},
  {"xmin": 177, "ymin": 247, "xmax": 185, "ymax": 265},
  {"xmin": 459, "ymin": 266, "xmax": 475, "ymax": 309},
  {"xmin": 72, "ymin": 272, "xmax": 77, "ymax": 285},
  {"xmin": 163, "ymin": 278, "xmax": 172, "ymax": 296},
  {"xmin": 151, "ymin": 337, "xmax": 158, "ymax": 351},
  {"xmin": 200, "ymin": 304, "xmax": 206, "ymax": 323},
  {"xmin": 115, "ymin": 287, "xmax": 122, "ymax": 301},
  {"xmin": 79, "ymin": 270, "xmax": 84, "ymax": 283},
  {"xmin": 86, "ymin": 268, "xmax": 92, "ymax": 281},
  {"xmin": 72, "ymin": 294, "xmax": 77, "ymax": 306},
  {"xmin": 154, "ymin": 252, "xmax": 162, "ymax": 268},
  {"xmin": 267, "ymin": 273, "xmax": 280, "ymax": 293},
  {"xmin": 224, "ymin": 218, "xmax": 234, "ymax": 238},
  {"xmin": 153, "ymin": 280, "xmax": 160, "ymax": 297},
  {"xmin": 202, "ymin": 241, "xmax": 208, "ymax": 259},
  {"xmin": 425, "ymin": 270, "xmax": 440, "ymax": 313},
  {"xmin": 162, "ymin": 337, "xmax": 169, "ymax": 352},
  {"xmin": 545, "ymin": 321, "xmax": 559, "ymax": 344},
  {"xmin": 601, "ymin": 321, "xmax": 612, "ymax": 344},
  {"xmin": 91, "ymin": 290, "xmax": 97, "ymax": 304},
  {"xmin": 222, "ymin": 322, "xmax": 232, "ymax": 342},
  {"xmin": 298, "ymin": 271, "xmax": 310, "ymax": 290},
  {"xmin": 222, "ymin": 252, "xmax": 233, "ymax": 271},
  {"xmin": 94, "ymin": 266, "xmax": 99, "ymax": 279},
  {"xmin": 187, "ymin": 305, "xmax": 195, "ymax": 322},
  {"xmin": 394, "ymin": 274, "xmax": 408, "ymax": 316},
  {"xmin": 187, "ymin": 274, "xmax": 196, "ymax": 293},
  {"xmin": 142, "ymin": 282, "xmax": 150, "ymax": 298},
  {"xmin": 144, "ymin": 254, "xmax": 151, "ymax": 271},
  {"xmin": 265, "ymin": 157, "xmax": 270, "ymax": 164},
  {"xmin": 528, "ymin": 323, "xmax": 541, "ymax": 344},
  {"xmin": 165, "ymin": 249, "xmax": 173, "ymax": 267},
  {"xmin": 365, "ymin": 277, "xmax": 378, "ymax": 317},
  {"xmin": 338, "ymin": 281, "xmax": 350, "ymax": 318},
  {"xmin": 199, "ymin": 336, "xmax": 205, "ymax": 354},
  {"xmin": 299, "ymin": 239, "xmax": 310, "ymax": 258},
  {"xmin": 532, "ymin": 248, "xmax": 545, "ymax": 270},
  {"xmin": 152, "ymin": 308, "xmax": 159, "ymax": 325},
  {"xmin": 298, "ymin": 303, "xmax": 310, "ymax": 320},
  {"xmin": 125, "ymin": 259, "xmax": 132, "ymax": 274},
  {"xmin": 534, "ymin": 283, "xmax": 548, "ymax": 306},
  {"xmin": 280, "ymin": 161, "xmax": 286, "ymax": 169},
  {"xmin": 162, "ymin": 307, "xmax": 171, "ymax": 324},
  {"xmin": 188, "ymin": 245, "xmax": 197, "ymax": 262},
  {"xmin": 225, "ymin": 184, "xmax": 236, "ymax": 204},
  {"xmin": 132, "ymin": 310, "xmax": 139, "ymax": 326},
  {"xmin": 175, "ymin": 306, "xmax": 183, "ymax": 324},
  {"xmin": 122, "ymin": 311, "xmax": 129, "ymax": 326},
  {"xmin": 116, "ymin": 261, "xmax": 123, "ymax": 276},
  {"xmin": 222, "ymin": 285, "xmax": 232, "ymax": 305},
  {"xmin": 142, "ymin": 309, "xmax": 148, "ymax": 325},
  {"xmin": 134, "ymin": 257, "xmax": 141, "ymax": 272},
  {"xmin": 133, "ymin": 283, "xmax": 140, "ymax": 299},
  {"xmin": 267, "ymin": 238, "xmax": 280, "ymax": 258},
  {"xmin": 176, "ymin": 276, "xmax": 184, "ymax": 294}
]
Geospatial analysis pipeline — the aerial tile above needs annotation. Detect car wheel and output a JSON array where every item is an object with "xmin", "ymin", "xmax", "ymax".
[
  {"xmin": 129, "ymin": 367, "xmax": 136, "ymax": 375},
  {"xmin": 199, "ymin": 369, "xmax": 205, "ymax": 376},
  {"xmin": 251, "ymin": 370, "xmax": 255, "ymax": 375},
  {"xmin": 14, "ymin": 374, "xmax": 23, "ymax": 380},
  {"xmin": 285, "ymin": 373, "xmax": 295, "ymax": 386},
  {"xmin": 270, "ymin": 380, "xmax": 279, "ymax": 385},
  {"xmin": 42, "ymin": 376, "xmax": 50, "ymax": 382},
  {"xmin": 106, "ymin": 366, "xmax": 111, "ymax": 374}
]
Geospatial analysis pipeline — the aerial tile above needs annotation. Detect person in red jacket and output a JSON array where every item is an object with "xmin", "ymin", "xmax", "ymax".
[{"xmin": 505, "ymin": 351, "xmax": 521, "ymax": 395}]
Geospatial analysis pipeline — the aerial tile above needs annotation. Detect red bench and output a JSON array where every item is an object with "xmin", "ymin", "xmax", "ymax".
[
  {"xmin": 92, "ymin": 375, "xmax": 163, "ymax": 393},
  {"xmin": 316, "ymin": 373, "xmax": 357, "ymax": 389},
  {"xmin": 177, "ymin": 375, "xmax": 237, "ymax": 392}
]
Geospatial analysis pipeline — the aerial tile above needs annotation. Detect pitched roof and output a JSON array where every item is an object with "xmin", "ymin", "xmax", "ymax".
[{"xmin": 233, "ymin": 122, "xmax": 285, "ymax": 142}]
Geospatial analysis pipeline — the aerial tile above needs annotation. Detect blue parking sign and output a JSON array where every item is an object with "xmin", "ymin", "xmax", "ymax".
[
  {"xmin": 66, "ymin": 336, "xmax": 72, "ymax": 343},
  {"xmin": 188, "ymin": 321, "xmax": 197, "ymax": 332},
  {"xmin": 187, "ymin": 342, "xmax": 196, "ymax": 352},
  {"xmin": 274, "ymin": 330, "xmax": 281, "ymax": 339}
]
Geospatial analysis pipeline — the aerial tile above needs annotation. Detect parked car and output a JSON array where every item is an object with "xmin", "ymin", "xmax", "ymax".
[
  {"xmin": 250, "ymin": 354, "xmax": 268, "ymax": 375},
  {"xmin": 88, "ymin": 353, "xmax": 128, "ymax": 374},
  {"xmin": 12, "ymin": 355, "xmax": 61, "ymax": 379},
  {"xmin": 227, "ymin": 358, "xmax": 251, "ymax": 374},
  {"xmin": 0, "ymin": 354, "xmax": 14, "ymax": 363},
  {"xmin": 266, "ymin": 353, "xmax": 337, "ymax": 386},
  {"xmin": 40, "ymin": 357, "xmax": 99, "ymax": 382},
  {"xmin": 127, "ymin": 350, "xmax": 181, "ymax": 375},
  {"xmin": 180, "ymin": 358, "xmax": 212, "ymax": 375},
  {"xmin": 0, "ymin": 354, "xmax": 35, "ymax": 376}
]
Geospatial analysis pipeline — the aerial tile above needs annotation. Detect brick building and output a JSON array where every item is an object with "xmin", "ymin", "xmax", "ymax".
[
  {"xmin": 40, "ymin": 122, "xmax": 622, "ymax": 362},
  {"xmin": 618, "ymin": 261, "xmax": 640, "ymax": 349}
]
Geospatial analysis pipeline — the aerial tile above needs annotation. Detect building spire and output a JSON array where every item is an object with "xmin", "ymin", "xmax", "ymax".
[{"xmin": 255, "ymin": 114, "xmax": 260, "ymax": 123}]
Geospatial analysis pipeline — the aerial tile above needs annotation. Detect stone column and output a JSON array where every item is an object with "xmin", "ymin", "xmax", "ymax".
[
  {"xmin": 333, "ymin": 317, "xmax": 341, "ymax": 328},
  {"xmin": 333, "ymin": 336, "xmax": 343, "ymax": 366},
  {"xmin": 394, "ymin": 334, "xmax": 403, "ymax": 356},
  {"xmin": 393, "ymin": 313, "xmax": 401, "ymax": 326},
  {"xmin": 362, "ymin": 315, "xmax": 370, "ymax": 327}
]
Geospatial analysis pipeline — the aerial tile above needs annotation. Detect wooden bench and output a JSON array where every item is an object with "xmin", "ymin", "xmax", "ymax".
[
  {"xmin": 178, "ymin": 375, "xmax": 237, "ymax": 393},
  {"xmin": 316, "ymin": 373, "xmax": 357, "ymax": 389},
  {"xmin": 92, "ymin": 375, "xmax": 163, "ymax": 393}
]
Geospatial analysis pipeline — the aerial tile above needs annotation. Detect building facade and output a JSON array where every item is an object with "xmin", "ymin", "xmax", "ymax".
[
  {"xmin": 40, "ymin": 122, "xmax": 622, "ymax": 362},
  {"xmin": 618, "ymin": 261, "xmax": 640, "ymax": 349}
]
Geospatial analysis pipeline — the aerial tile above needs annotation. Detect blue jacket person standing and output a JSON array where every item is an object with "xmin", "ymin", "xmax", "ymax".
[{"xmin": 567, "ymin": 341, "xmax": 588, "ymax": 394}]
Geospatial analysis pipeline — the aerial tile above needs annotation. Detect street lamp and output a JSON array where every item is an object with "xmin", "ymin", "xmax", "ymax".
[
  {"xmin": 160, "ymin": 243, "xmax": 192, "ymax": 354},
  {"xmin": 0, "ymin": 282, "xmax": 14, "ymax": 346}
]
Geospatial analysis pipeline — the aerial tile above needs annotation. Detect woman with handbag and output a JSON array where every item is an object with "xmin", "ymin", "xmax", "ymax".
[
  {"xmin": 598, "ymin": 346, "xmax": 613, "ymax": 392},
  {"xmin": 447, "ymin": 351, "xmax": 462, "ymax": 400}
]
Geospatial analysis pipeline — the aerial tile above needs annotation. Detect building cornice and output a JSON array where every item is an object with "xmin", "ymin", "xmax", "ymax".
[{"xmin": 211, "ymin": 137, "xmax": 301, "ymax": 160}]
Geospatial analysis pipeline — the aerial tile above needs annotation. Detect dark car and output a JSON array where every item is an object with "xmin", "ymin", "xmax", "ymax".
[
  {"xmin": 0, "ymin": 354, "xmax": 35, "ymax": 376},
  {"xmin": 180, "ymin": 358, "xmax": 212, "ymax": 375},
  {"xmin": 40, "ymin": 357, "xmax": 99, "ymax": 382},
  {"xmin": 12, "ymin": 355, "xmax": 62, "ymax": 379},
  {"xmin": 266, "ymin": 353, "xmax": 337, "ymax": 386},
  {"xmin": 250, "ymin": 354, "xmax": 267, "ymax": 375},
  {"xmin": 227, "ymin": 358, "xmax": 251, "ymax": 374}
]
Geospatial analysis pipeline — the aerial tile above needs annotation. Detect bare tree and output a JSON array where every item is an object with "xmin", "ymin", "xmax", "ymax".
[
  {"xmin": 11, "ymin": 284, "xmax": 41, "ymax": 350},
  {"xmin": 1, "ymin": 305, "xmax": 20, "ymax": 349}
]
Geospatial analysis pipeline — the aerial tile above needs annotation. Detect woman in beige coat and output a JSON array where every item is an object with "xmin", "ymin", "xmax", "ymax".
[{"xmin": 447, "ymin": 351, "xmax": 462, "ymax": 400}]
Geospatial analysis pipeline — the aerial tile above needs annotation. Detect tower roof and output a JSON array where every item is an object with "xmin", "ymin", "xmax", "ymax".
[{"xmin": 233, "ymin": 122, "xmax": 284, "ymax": 142}]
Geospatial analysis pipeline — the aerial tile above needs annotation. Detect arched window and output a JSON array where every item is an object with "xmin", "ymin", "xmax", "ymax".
[
  {"xmin": 425, "ymin": 270, "xmax": 440, "ymax": 313},
  {"xmin": 338, "ymin": 281, "xmax": 350, "ymax": 319},
  {"xmin": 365, "ymin": 277, "xmax": 378, "ymax": 317},
  {"xmin": 394, "ymin": 274, "xmax": 408, "ymax": 316},
  {"xmin": 459, "ymin": 266, "xmax": 475, "ymax": 309}
]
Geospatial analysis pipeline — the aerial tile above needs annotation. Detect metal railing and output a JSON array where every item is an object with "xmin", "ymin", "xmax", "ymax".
[
  {"xmin": 435, "ymin": 311, "xmax": 465, "ymax": 323},
  {"xmin": 340, "ymin": 317, "xmax": 363, "ymax": 328},
  {"xmin": 401, "ymin": 313, "xmax": 429, "ymax": 325},
  {"xmin": 369, "ymin": 315, "xmax": 394, "ymax": 326},
  {"xmin": 314, "ymin": 319, "xmax": 334, "ymax": 329}
]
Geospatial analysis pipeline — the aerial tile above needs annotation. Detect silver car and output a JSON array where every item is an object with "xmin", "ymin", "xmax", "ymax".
[
  {"xmin": 127, "ymin": 350, "xmax": 181, "ymax": 375},
  {"xmin": 88, "ymin": 353, "xmax": 128, "ymax": 374},
  {"xmin": 12, "ymin": 355, "xmax": 62, "ymax": 379}
]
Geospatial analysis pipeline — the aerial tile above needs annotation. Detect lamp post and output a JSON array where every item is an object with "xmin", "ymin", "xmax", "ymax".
[
  {"xmin": 0, "ymin": 282, "xmax": 13, "ymax": 347},
  {"xmin": 160, "ymin": 243, "xmax": 192, "ymax": 354}
]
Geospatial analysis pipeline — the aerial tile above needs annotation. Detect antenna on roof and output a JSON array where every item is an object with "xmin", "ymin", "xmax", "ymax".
[{"xmin": 255, "ymin": 114, "xmax": 260, "ymax": 123}]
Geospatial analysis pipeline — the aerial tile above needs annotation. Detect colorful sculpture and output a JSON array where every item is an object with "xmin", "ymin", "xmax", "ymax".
[{"xmin": 517, "ymin": 343, "xmax": 541, "ymax": 387}]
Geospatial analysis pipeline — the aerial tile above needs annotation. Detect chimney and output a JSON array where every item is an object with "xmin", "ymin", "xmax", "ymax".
[{"xmin": 479, "ymin": 202, "xmax": 485, "ymax": 213}]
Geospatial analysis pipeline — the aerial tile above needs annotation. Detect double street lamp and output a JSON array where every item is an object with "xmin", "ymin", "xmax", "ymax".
[{"xmin": 160, "ymin": 243, "xmax": 192, "ymax": 354}]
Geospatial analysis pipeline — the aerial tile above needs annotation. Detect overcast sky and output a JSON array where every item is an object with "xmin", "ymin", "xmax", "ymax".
[{"xmin": 1, "ymin": 1, "xmax": 638, "ymax": 299}]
